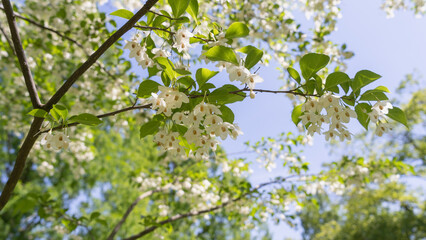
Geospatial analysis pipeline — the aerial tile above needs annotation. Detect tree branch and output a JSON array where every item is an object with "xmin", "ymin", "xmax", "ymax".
[
  {"xmin": 122, "ymin": 179, "xmax": 285, "ymax": 240},
  {"xmin": 0, "ymin": 117, "xmax": 44, "ymax": 211},
  {"xmin": 34, "ymin": 103, "xmax": 152, "ymax": 137},
  {"xmin": 1, "ymin": 0, "xmax": 42, "ymax": 108},
  {"xmin": 44, "ymin": 0, "xmax": 159, "ymax": 110}
]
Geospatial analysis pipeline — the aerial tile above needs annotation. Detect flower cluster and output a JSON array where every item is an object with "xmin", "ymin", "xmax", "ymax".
[
  {"xmin": 172, "ymin": 26, "xmax": 194, "ymax": 53},
  {"xmin": 40, "ymin": 132, "xmax": 70, "ymax": 151},
  {"xmin": 123, "ymin": 34, "xmax": 156, "ymax": 69},
  {"xmin": 215, "ymin": 61, "xmax": 264, "ymax": 99},
  {"xmin": 150, "ymin": 86, "xmax": 189, "ymax": 117},
  {"xmin": 368, "ymin": 100, "xmax": 394, "ymax": 136},
  {"xmin": 153, "ymin": 99, "xmax": 242, "ymax": 159},
  {"xmin": 300, "ymin": 93, "xmax": 357, "ymax": 141}
]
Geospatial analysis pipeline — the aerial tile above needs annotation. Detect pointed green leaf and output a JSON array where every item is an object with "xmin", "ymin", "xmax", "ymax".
[
  {"xmin": 168, "ymin": 0, "xmax": 190, "ymax": 18},
  {"xmin": 352, "ymin": 70, "xmax": 381, "ymax": 93},
  {"xmin": 70, "ymin": 113, "xmax": 102, "ymax": 126},
  {"xmin": 196, "ymin": 68, "xmax": 218, "ymax": 89},
  {"xmin": 140, "ymin": 119, "xmax": 161, "ymax": 138},
  {"xmin": 225, "ymin": 22, "xmax": 250, "ymax": 39},
  {"xmin": 137, "ymin": 80, "xmax": 161, "ymax": 98},
  {"xmin": 355, "ymin": 103, "xmax": 371, "ymax": 130},
  {"xmin": 52, "ymin": 104, "xmax": 68, "ymax": 120},
  {"xmin": 359, "ymin": 89, "xmax": 389, "ymax": 101},
  {"xmin": 187, "ymin": 0, "xmax": 199, "ymax": 23},
  {"xmin": 300, "ymin": 53, "xmax": 330, "ymax": 81},
  {"xmin": 325, "ymin": 72, "xmax": 350, "ymax": 90},
  {"xmin": 387, "ymin": 107, "xmax": 408, "ymax": 128},
  {"xmin": 110, "ymin": 9, "xmax": 134, "ymax": 19},
  {"xmin": 238, "ymin": 45, "xmax": 263, "ymax": 69},
  {"xmin": 292, "ymin": 104, "xmax": 303, "ymax": 125},
  {"xmin": 203, "ymin": 46, "xmax": 239, "ymax": 65},
  {"xmin": 208, "ymin": 84, "xmax": 245, "ymax": 104},
  {"xmin": 28, "ymin": 109, "xmax": 48, "ymax": 118},
  {"xmin": 219, "ymin": 105, "xmax": 234, "ymax": 123},
  {"xmin": 287, "ymin": 67, "xmax": 301, "ymax": 84}
]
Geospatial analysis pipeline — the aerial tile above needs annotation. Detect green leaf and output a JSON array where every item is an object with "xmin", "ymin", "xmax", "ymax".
[
  {"xmin": 203, "ymin": 46, "xmax": 239, "ymax": 65},
  {"xmin": 359, "ymin": 89, "xmax": 389, "ymax": 101},
  {"xmin": 161, "ymin": 71, "xmax": 171, "ymax": 87},
  {"xmin": 305, "ymin": 79, "xmax": 316, "ymax": 95},
  {"xmin": 325, "ymin": 72, "xmax": 350, "ymax": 90},
  {"xmin": 28, "ymin": 109, "xmax": 48, "ymax": 118},
  {"xmin": 291, "ymin": 104, "xmax": 303, "ymax": 125},
  {"xmin": 355, "ymin": 103, "xmax": 371, "ymax": 130},
  {"xmin": 208, "ymin": 84, "xmax": 245, "ymax": 104},
  {"xmin": 70, "ymin": 113, "xmax": 102, "ymax": 126},
  {"xmin": 300, "ymin": 53, "xmax": 330, "ymax": 81},
  {"xmin": 314, "ymin": 74, "xmax": 324, "ymax": 95},
  {"xmin": 110, "ymin": 9, "xmax": 134, "ymax": 19},
  {"xmin": 177, "ymin": 76, "xmax": 196, "ymax": 90},
  {"xmin": 156, "ymin": 57, "xmax": 179, "ymax": 80},
  {"xmin": 387, "ymin": 107, "xmax": 408, "ymax": 128},
  {"xmin": 168, "ymin": 0, "xmax": 190, "ymax": 18},
  {"xmin": 238, "ymin": 45, "xmax": 263, "ymax": 69},
  {"xmin": 187, "ymin": 0, "xmax": 199, "ymax": 23},
  {"xmin": 52, "ymin": 104, "xmax": 68, "ymax": 120},
  {"xmin": 172, "ymin": 124, "xmax": 188, "ymax": 135},
  {"xmin": 140, "ymin": 119, "xmax": 161, "ymax": 138},
  {"xmin": 137, "ymin": 80, "xmax": 160, "ymax": 98},
  {"xmin": 352, "ymin": 70, "xmax": 381, "ymax": 93},
  {"xmin": 196, "ymin": 68, "xmax": 218, "ymax": 89},
  {"xmin": 225, "ymin": 22, "xmax": 250, "ymax": 38},
  {"xmin": 199, "ymin": 83, "xmax": 216, "ymax": 91},
  {"xmin": 287, "ymin": 67, "xmax": 301, "ymax": 84},
  {"xmin": 219, "ymin": 105, "xmax": 234, "ymax": 123},
  {"xmin": 90, "ymin": 212, "xmax": 101, "ymax": 221}
]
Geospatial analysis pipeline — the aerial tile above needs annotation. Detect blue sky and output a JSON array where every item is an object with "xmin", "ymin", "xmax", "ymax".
[{"xmin": 219, "ymin": 1, "xmax": 426, "ymax": 239}]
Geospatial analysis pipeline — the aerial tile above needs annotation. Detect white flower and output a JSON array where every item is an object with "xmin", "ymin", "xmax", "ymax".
[
  {"xmin": 138, "ymin": 57, "xmax": 154, "ymax": 69},
  {"xmin": 228, "ymin": 66, "xmax": 250, "ymax": 83},
  {"xmin": 372, "ymin": 101, "xmax": 393, "ymax": 115},
  {"xmin": 172, "ymin": 112, "xmax": 187, "ymax": 124},
  {"xmin": 368, "ymin": 109, "xmax": 380, "ymax": 123},
  {"xmin": 173, "ymin": 40, "xmax": 192, "ymax": 53},
  {"xmin": 229, "ymin": 124, "xmax": 243, "ymax": 140},
  {"xmin": 324, "ymin": 129, "xmax": 339, "ymax": 141},
  {"xmin": 320, "ymin": 93, "xmax": 340, "ymax": 107},
  {"xmin": 246, "ymin": 74, "xmax": 263, "ymax": 90},
  {"xmin": 302, "ymin": 98, "xmax": 322, "ymax": 113},
  {"xmin": 175, "ymin": 26, "xmax": 194, "ymax": 43},
  {"xmin": 204, "ymin": 115, "xmax": 223, "ymax": 126},
  {"xmin": 152, "ymin": 48, "xmax": 171, "ymax": 58}
]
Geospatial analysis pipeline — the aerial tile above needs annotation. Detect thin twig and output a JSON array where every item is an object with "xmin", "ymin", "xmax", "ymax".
[
  {"xmin": 134, "ymin": 25, "xmax": 174, "ymax": 34},
  {"xmin": 134, "ymin": 24, "xmax": 212, "ymax": 42},
  {"xmin": 1, "ymin": 0, "xmax": 42, "ymax": 108},
  {"xmin": 35, "ymin": 103, "xmax": 152, "ymax": 137},
  {"xmin": 106, "ymin": 190, "xmax": 159, "ymax": 240},
  {"xmin": 148, "ymin": 10, "xmax": 180, "ymax": 21},
  {"xmin": 0, "ymin": 6, "xmax": 85, "ymax": 49},
  {"xmin": 0, "ymin": 20, "xmax": 15, "ymax": 55}
]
